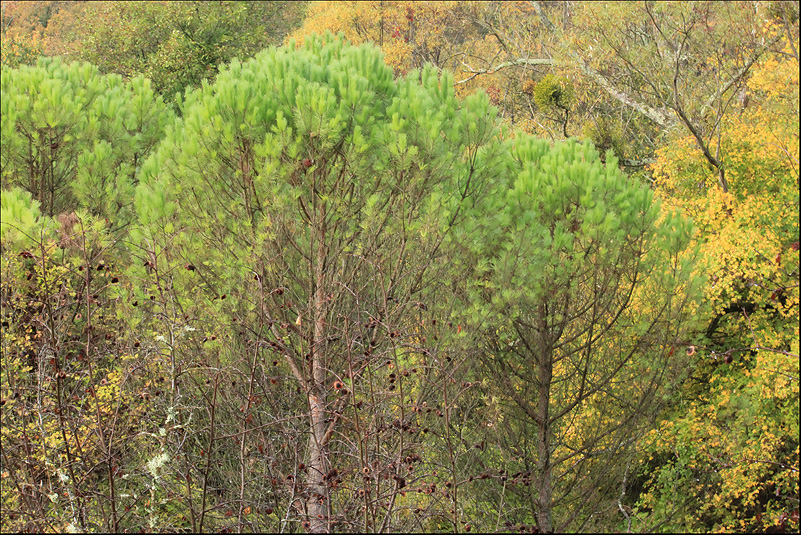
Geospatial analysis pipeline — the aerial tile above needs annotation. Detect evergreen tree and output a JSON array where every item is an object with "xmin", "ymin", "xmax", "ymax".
[
  {"xmin": 1, "ymin": 57, "xmax": 172, "ymax": 225},
  {"xmin": 134, "ymin": 33, "xmax": 508, "ymax": 531},
  {"xmin": 454, "ymin": 137, "xmax": 699, "ymax": 531}
]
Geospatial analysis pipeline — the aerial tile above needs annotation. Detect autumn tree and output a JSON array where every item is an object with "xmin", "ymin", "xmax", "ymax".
[
  {"xmin": 558, "ymin": 1, "xmax": 792, "ymax": 190},
  {"xmin": 632, "ymin": 32, "xmax": 799, "ymax": 533},
  {"xmin": 294, "ymin": 2, "xmax": 797, "ymax": 174},
  {"xmin": 0, "ymin": 1, "xmax": 78, "ymax": 67},
  {"xmin": 289, "ymin": 1, "xmax": 486, "ymax": 75}
]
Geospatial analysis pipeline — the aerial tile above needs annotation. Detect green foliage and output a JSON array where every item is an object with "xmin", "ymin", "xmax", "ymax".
[
  {"xmin": 60, "ymin": 1, "xmax": 306, "ymax": 103},
  {"xmin": 1, "ymin": 57, "xmax": 172, "ymax": 222},
  {"xmin": 3, "ymin": 2, "xmax": 795, "ymax": 529},
  {"xmin": 452, "ymin": 136, "xmax": 699, "ymax": 530},
  {"xmin": 462, "ymin": 137, "xmax": 694, "ymax": 321},
  {"xmin": 133, "ymin": 32, "xmax": 512, "ymax": 531},
  {"xmin": 136, "ymin": 31, "xmax": 506, "ymax": 313},
  {"xmin": 0, "ymin": 186, "xmax": 50, "ymax": 247},
  {"xmin": 531, "ymin": 73, "xmax": 573, "ymax": 111}
]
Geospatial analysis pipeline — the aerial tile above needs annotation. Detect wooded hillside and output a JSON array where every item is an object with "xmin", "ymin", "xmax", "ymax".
[{"xmin": 1, "ymin": 1, "xmax": 798, "ymax": 533}]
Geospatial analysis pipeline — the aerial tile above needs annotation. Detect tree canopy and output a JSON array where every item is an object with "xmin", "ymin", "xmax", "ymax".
[{"xmin": 1, "ymin": 2, "xmax": 798, "ymax": 533}]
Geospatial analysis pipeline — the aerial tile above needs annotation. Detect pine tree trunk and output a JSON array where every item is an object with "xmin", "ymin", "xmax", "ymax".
[
  {"xmin": 308, "ymin": 204, "xmax": 329, "ymax": 532},
  {"xmin": 307, "ymin": 392, "xmax": 327, "ymax": 532},
  {"xmin": 534, "ymin": 315, "xmax": 554, "ymax": 533}
]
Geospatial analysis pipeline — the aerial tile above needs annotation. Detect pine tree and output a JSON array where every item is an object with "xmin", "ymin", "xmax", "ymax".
[{"xmin": 1, "ymin": 57, "xmax": 171, "ymax": 225}]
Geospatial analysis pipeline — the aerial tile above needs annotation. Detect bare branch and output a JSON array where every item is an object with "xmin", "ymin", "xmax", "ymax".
[
  {"xmin": 456, "ymin": 56, "xmax": 554, "ymax": 84},
  {"xmin": 529, "ymin": 1, "xmax": 556, "ymax": 32},
  {"xmin": 574, "ymin": 60, "xmax": 674, "ymax": 126},
  {"xmin": 702, "ymin": 34, "xmax": 784, "ymax": 113},
  {"xmin": 532, "ymin": 0, "xmax": 674, "ymax": 127}
]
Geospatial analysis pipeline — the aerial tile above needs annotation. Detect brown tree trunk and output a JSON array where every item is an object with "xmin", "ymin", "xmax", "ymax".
[
  {"xmin": 534, "ymin": 315, "xmax": 554, "ymax": 533},
  {"xmin": 307, "ymin": 203, "xmax": 329, "ymax": 532},
  {"xmin": 307, "ymin": 391, "xmax": 328, "ymax": 532}
]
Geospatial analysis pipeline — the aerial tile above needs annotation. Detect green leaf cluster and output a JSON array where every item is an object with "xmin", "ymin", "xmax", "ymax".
[{"xmin": 532, "ymin": 73, "xmax": 574, "ymax": 111}]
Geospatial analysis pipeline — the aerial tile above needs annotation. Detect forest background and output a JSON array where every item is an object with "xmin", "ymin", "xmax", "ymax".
[{"xmin": 0, "ymin": 1, "xmax": 798, "ymax": 533}]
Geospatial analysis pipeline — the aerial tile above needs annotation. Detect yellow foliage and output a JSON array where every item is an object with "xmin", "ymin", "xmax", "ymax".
[{"xmin": 641, "ymin": 38, "xmax": 799, "ymax": 532}]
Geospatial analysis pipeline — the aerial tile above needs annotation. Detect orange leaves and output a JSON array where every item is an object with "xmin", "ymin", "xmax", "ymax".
[
  {"xmin": 0, "ymin": 1, "xmax": 86, "ymax": 67},
  {"xmin": 290, "ymin": 1, "xmax": 478, "ymax": 75}
]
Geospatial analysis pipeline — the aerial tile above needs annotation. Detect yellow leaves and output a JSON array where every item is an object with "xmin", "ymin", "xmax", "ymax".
[
  {"xmin": 642, "ymin": 336, "xmax": 798, "ymax": 529},
  {"xmin": 749, "ymin": 52, "xmax": 800, "ymax": 102},
  {"xmin": 95, "ymin": 370, "xmax": 122, "ymax": 408},
  {"xmin": 654, "ymin": 117, "xmax": 796, "ymax": 329}
]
